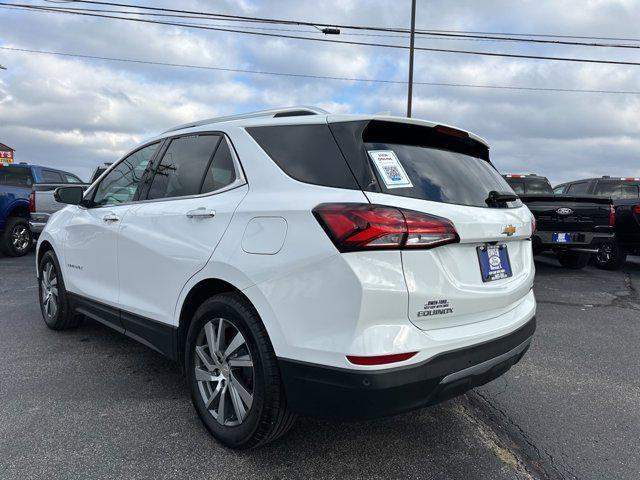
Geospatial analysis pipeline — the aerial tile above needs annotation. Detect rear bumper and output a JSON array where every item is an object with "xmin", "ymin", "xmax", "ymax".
[
  {"xmin": 279, "ymin": 316, "xmax": 535, "ymax": 420},
  {"xmin": 29, "ymin": 213, "xmax": 50, "ymax": 234},
  {"xmin": 533, "ymin": 230, "xmax": 613, "ymax": 252}
]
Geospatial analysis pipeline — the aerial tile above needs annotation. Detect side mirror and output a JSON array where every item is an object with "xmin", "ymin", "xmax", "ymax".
[{"xmin": 54, "ymin": 186, "xmax": 84, "ymax": 205}]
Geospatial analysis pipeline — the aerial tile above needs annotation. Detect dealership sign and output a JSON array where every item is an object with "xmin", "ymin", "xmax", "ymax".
[{"xmin": 0, "ymin": 150, "xmax": 13, "ymax": 163}]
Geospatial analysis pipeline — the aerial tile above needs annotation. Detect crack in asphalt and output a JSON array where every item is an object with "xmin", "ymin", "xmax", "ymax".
[{"xmin": 464, "ymin": 390, "xmax": 573, "ymax": 480}]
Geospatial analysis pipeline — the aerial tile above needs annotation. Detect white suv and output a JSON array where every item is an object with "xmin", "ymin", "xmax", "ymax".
[{"xmin": 37, "ymin": 107, "xmax": 536, "ymax": 449}]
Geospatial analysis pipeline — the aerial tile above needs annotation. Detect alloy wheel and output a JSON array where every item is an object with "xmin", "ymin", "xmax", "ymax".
[
  {"xmin": 194, "ymin": 318, "xmax": 255, "ymax": 426},
  {"xmin": 41, "ymin": 262, "xmax": 59, "ymax": 319},
  {"xmin": 11, "ymin": 224, "xmax": 30, "ymax": 253}
]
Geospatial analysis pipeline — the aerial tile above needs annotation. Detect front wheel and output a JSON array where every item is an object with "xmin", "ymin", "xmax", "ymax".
[
  {"xmin": 557, "ymin": 251, "xmax": 590, "ymax": 269},
  {"xmin": 593, "ymin": 241, "xmax": 627, "ymax": 270},
  {"xmin": 185, "ymin": 293, "xmax": 296, "ymax": 449},
  {"xmin": 38, "ymin": 250, "xmax": 82, "ymax": 330},
  {"xmin": 0, "ymin": 217, "xmax": 33, "ymax": 257}
]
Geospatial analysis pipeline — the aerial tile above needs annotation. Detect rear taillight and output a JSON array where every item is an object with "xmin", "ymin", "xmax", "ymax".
[
  {"xmin": 313, "ymin": 203, "xmax": 458, "ymax": 252},
  {"xmin": 29, "ymin": 190, "xmax": 36, "ymax": 213},
  {"xmin": 531, "ymin": 215, "xmax": 537, "ymax": 234},
  {"xmin": 609, "ymin": 205, "xmax": 616, "ymax": 227},
  {"xmin": 633, "ymin": 205, "xmax": 640, "ymax": 219},
  {"xmin": 347, "ymin": 352, "xmax": 417, "ymax": 366}
]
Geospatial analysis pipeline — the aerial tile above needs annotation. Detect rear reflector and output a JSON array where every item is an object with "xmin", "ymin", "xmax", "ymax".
[
  {"xmin": 313, "ymin": 203, "xmax": 459, "ymax": 252},
  {"xmin": 347, "ymin": 352, "xmax": 417, "ymax": 366}
]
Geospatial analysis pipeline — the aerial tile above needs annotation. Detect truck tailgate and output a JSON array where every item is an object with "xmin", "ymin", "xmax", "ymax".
[{"xmin": 521, "ymin": 194, "xmax": 612, "ymax": 233}]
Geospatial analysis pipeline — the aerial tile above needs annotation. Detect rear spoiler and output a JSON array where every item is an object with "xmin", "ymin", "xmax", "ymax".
[
  {"xmin": 32, "ymin": 183, "xmax": 90, "ymax": 192},
  {"xmin": 519, "ymin": 194, "xmax": 613, "ymax": 204}
]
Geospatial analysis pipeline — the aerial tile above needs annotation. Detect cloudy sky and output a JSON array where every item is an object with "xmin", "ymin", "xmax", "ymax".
[{"xmin": 1, "ymin": 0, "xmax": 640, "ymax": 184}]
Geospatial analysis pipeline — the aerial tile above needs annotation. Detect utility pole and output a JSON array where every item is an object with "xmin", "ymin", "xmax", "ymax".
[{"xmin": 406, "ymin": 0, "xmax": 417, "ymax": 117}]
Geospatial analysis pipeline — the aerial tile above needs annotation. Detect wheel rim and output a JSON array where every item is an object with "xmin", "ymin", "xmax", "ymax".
[
  {"xmin": 596, "ymin": 243, "xmax": 612, "ymax": 264},
  {"xmin": 11, "ymin": 224, "xmax": 30, "ymax": 252},
  {"xmin": 41, "ymin": 262, "xmax": 59, "ymax": 319},
  {"xmin": 194, "ymin": 318, "xmax": 254, "ymax": 426}
]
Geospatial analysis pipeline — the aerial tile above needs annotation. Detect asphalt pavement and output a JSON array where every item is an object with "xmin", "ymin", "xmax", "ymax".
[{"xmin": 0, "ymin": 252, "xmax": 638, "ymax": 480}]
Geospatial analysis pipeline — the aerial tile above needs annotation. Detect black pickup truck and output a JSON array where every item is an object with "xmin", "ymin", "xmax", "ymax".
[
  {"xmin": 503, "ymin": 174, "xmax": 615, "ymax": 269},
  {"xmin": 554, "ymin": 176, "xmax": 640, "ymax": 269}
]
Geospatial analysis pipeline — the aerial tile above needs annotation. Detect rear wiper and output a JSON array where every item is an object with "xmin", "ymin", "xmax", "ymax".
[{"xmin": 486, "ymin": 190, "xmax": 518, "ymax": 205}]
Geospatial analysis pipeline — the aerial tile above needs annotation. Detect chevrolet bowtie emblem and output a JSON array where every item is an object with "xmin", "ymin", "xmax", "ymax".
[{"xmin": 502, "ymin": 225, "xmax": 517, "ymax": 236}]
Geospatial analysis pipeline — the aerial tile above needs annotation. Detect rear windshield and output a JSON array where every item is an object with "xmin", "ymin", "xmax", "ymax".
[
  {"xmin": 0, "ymin": 166, "xmax": 33, "ymax": 187},
  {"xmin": 505, "ymin": 177, "xmax": 553, "ymax": 194},
  {"xmin": 365, "ymin": 142, "xmax": 520, "ymax": 208},
  {"xmin": 594, "ymin": 181, "xmax": 640, "ymax": 199}
]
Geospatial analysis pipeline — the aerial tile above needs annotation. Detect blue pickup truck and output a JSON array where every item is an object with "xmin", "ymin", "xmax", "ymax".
[{"xmin": 0, "ymin": 163, "xmax": 82, "ymax": 257}]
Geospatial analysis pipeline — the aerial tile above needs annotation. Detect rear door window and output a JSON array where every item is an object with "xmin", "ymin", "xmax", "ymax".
[
  {"xmin": 65, "ymin": 173, "xmax": 82, "ymax": 183},
  {"xmin": 0, "ymin": 166, "xmax": 33, "ymax": 187},
  {"xmin": 567, "ymin": 182, "xmax": 589, "ymax": 194},
  {"xmin": 146, "ymin": 134, "xmax": 221, "ymax": 200},
  {"xmin": 364, "ymin": 142, "xmax": 518, "ymax": 208},
  {"xmin": 200, "ymin": 139, "xmax": 237, "ymax": 193}
]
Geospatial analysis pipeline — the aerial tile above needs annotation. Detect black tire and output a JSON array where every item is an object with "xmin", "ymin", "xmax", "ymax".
[
  {"xmin": 557, "ymin": 251, "xmax": 590, "ymax": 269},
  {"xmin": 38, "ymin": 250, "xmax": 82, "ymax": 330},
  {"xmin": 0, "ymin": 217, "xmax": 33, "ymax": 257},
  {"xmin": 185, "ymin": 293, "xmax": 296, "ymax": 449},
  {"xmin": 593, "ymin": 241, "xmax": 627, "ymax": 271}
]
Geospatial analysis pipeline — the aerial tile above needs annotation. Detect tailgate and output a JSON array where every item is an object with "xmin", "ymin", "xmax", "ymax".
[
  {"xmin": 522, "ymin": 194, "xmax": 612, "ymax": 232},
  {"xmin": 366, "ymin": 192, "xmax": 535, "ymax": 330}
]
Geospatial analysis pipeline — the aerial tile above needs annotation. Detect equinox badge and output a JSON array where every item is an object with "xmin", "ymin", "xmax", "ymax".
[{"xmin": 502, "ymin": 225, "xmax": 517, "ymax": 236}]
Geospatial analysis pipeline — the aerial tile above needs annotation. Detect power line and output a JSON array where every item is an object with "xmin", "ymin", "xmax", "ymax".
[
  {"xmin": 3, "ymin": 45, "xmax": 640, "ymax": 95},
  {"xmin": 39, "ymin": 0, "xmax": 640, "ymax": 48},
  {"xmin": 7, "ymin": 3, "xmax": 640, "ymax": 67}
]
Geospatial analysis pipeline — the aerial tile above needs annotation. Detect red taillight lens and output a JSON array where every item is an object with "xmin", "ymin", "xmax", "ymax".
[
  {"xmin": 347, "ymin": 352, "xmax": 417, "ymax": 366},
  {"xmin": 633, "ymin": 205, "xmax": 640, "ymax": 218},
  {"xmin": 531, "ymin": 216, "xmax": 537, "ymax": 234},
  {"xmin": 313, "ymin": 203, "xmax": 458, "ymax": 252},
  {"xmin": 609, "ymin": 205, "xmax": 616, "ymax": 227},
  {"xmin": 29, "ymin": 190, "xmax": 36, "ymax": 213}
]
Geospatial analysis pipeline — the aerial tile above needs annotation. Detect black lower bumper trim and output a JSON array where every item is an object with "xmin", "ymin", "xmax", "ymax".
[{"xmin": 278, "ymin": 316, "xmax": 536, "ymax": 420}]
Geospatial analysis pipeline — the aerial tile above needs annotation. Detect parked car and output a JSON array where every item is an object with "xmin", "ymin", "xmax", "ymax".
[
  {"xmin": 503, "ymin": 173, "xmax": 614, "ymax": 268},
  {"xmin": 554, "ymin": 176, "xmax": 640, "ymax": 269},
  {"xmin": 37, "ymin": 107, "xmax": 536, "ymax": 449},
  {"xmin": 30, "ymin": 181, "xmax": 90, "ymax": 235},
  {"xmin": 0, "ymin": 162, "xmax": 82, "ymax": 256}
]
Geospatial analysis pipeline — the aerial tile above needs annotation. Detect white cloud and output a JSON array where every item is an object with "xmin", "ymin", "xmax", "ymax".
[{"xmin": 0, "ymin": 0, "xmax": 639, "ymax": 184}]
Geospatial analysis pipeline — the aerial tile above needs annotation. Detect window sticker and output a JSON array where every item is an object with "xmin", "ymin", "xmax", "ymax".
[{"xmin": 368, "ymin": 150, "xmax": 413, "ymax": 189}]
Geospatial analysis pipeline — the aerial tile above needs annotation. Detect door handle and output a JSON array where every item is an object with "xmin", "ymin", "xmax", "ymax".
[
  {"xmin": 186, "ymin": 208, "xmax": 216, "ymax": 219},
  {"xmin": 102, "ymin": 213, "xmax": 120, "ymax": 222}
]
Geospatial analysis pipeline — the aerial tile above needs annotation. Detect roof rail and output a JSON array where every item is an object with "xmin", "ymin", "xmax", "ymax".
[{"xmin": 163, "ymin": 106, "xmax": 329, "ymax": 133}]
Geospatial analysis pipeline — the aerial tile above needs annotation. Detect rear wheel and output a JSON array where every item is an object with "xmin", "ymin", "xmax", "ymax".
[
  {"xmin": 185, "ymin": 293, "xmax": 296, "ymax": 449},
  {"xmin": 593, "ymin": 241, "xmax": 627, "ymax": 270},
  {"xmin": 38, "ymin": 250, "xmax": 82, "ymax": 330},
  {"xmin": 0, "ymin": 217, "xmax": 33, "ymax": 257},
  {"xmin": 557, "ymin": 251, "xmax": 590, "ymax": 269}
]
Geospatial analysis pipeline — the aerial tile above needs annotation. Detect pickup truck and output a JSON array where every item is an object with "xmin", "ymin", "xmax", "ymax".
[
  {"xmin": 29, "ymin": 163, "xmax": 109, "ymax": 235},
  {"xmin": 503, "ymin": 173, "xmax": 615, "ymax": 269},
  {"xmin": 0, "ymin": 163, "xmax": 82, "ymax": 256},
  {"xmin": 554, "ymin": 176, "xmax": 640, "ymax": 269}
]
